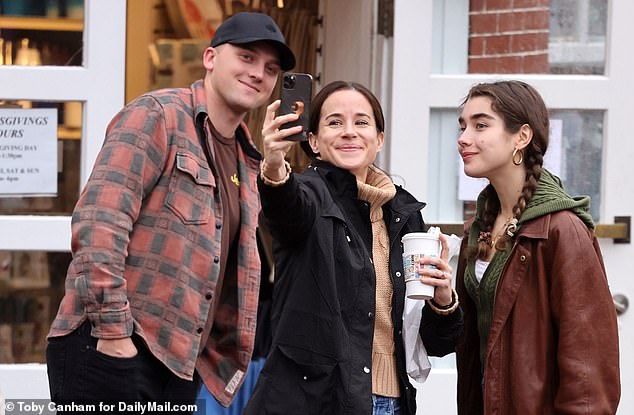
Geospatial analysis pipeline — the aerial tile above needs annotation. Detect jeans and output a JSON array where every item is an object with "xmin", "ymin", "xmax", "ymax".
[
  {"xmin": 46, "ymin": 320, "xmax": 201, "ymax": 413},
  {"xmin": 196, "ymin": 357, "xmax": 266, "ymax": 415},
  {"xmin": 372, "ymin": 394, "xmax": 401, "ymax": 415}
]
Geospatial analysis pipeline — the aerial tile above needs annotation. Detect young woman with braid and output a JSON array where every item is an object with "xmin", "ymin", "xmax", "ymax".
[{"xmin": 454, "ymin": 80, "xmax": 620, "ymax": 414}]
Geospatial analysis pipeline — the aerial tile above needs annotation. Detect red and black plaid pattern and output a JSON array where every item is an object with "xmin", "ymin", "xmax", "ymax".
[{"xmin": 49, "ymin": 81, "xmax": 261, "ymax": 405}]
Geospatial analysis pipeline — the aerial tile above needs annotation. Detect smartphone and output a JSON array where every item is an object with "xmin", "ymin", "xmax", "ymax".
[{"xmin": 280, "ymin": 72, "xmax": 313, "ymax": 141}]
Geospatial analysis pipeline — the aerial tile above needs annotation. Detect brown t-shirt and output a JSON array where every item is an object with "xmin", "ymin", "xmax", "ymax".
[
  {"xmin": 199, "ymin": 120, "xmax": 241, "ymax": 352},
  {"xmin": 209, "ymin": 121, "xmax": 241, "ymax": 256}
]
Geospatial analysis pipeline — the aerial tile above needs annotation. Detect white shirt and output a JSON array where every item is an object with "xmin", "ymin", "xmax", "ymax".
[{"xmin": 475, "ymin": 259, "xmax": 490, "ymax": 283}]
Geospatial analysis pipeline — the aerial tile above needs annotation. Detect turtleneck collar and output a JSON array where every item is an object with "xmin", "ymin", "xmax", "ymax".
[{"xmin": 357, "ymin": 165, "xmax": 396, "ymax": 222}]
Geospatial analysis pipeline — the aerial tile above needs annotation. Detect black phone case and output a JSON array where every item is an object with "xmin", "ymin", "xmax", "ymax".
[{"xmin": 280, "ymin": 73, "xmax": 313, "ymax": 141}]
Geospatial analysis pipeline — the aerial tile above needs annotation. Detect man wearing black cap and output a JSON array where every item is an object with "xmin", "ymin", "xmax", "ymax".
[{"xmin": 46, "ymin": 12, "xmax": 295, "ymax": 412}]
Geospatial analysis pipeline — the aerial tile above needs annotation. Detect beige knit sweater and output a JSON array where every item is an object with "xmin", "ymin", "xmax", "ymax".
[{"xmin": 357, "ymin": 165, "xmax": 400, "ymax": 398}]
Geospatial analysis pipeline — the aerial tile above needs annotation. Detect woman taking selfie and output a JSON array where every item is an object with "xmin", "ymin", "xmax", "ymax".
[
  {"xmin": 455, "ymin": 80, "xmax": 620, "ymax": 414},
  {"xmin": 243, "ymin": 81, "xmax": 463, "ymax": 415}
]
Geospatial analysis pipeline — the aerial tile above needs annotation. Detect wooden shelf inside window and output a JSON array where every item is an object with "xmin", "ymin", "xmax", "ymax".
[
  {"xmin": 58, "ymin": 126, "xmax": 81, "ymax": 140},
  {"xmin": 0, "ymin": 278, "xmax": 50, "ymax": 297},
  {"xmin": 0, "ymin": 16, "xmax": 83, "ymax": 32}
]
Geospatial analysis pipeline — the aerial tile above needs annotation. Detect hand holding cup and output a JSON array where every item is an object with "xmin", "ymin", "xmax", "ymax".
[
  {"xmin": 416, "ymin": 234, "xmax": 453, "ymax": 307},
  {"xmin": 402, "ymin": 231, "xmax": 453, "ymax": 305}
]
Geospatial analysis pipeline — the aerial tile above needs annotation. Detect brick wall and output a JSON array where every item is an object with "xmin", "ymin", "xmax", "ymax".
[{"xmin": 468, "ymin": 0, "xmax": 550, "ymax": 73}]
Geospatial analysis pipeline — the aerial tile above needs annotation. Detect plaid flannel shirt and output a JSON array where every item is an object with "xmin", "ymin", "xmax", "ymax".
[{"xmin": 49, "ymin": 80, "xmax": 262, "ymax": 406}]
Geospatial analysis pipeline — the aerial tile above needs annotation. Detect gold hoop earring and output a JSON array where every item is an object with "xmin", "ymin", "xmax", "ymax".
[{"xmin": 512, "ymin": 148, "xmax": 523, "ymax": 165}]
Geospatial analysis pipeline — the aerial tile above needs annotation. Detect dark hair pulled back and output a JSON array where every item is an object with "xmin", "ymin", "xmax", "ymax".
[{"xmin": 299, "ymin": 80, "xmax": 385, "ymax": 158}]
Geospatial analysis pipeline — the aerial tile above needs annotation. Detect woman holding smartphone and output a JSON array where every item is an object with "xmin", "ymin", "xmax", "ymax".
[
  {"xmin": 455, "ymin": 80, "xmax": 620, "ymax": 414},
  {"xmin": 243, "ymin": 81, "xmax": 462, "ymax": 415}
]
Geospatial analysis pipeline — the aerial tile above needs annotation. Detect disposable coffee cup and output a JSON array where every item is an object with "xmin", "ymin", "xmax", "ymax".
[{"xmin": 401, "ymin": 232, "xmax": 441, "ymax": 300}]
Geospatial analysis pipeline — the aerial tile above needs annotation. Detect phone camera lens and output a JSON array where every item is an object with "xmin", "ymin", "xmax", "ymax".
[{"xmin": 284, "ymin": 74, "xmax": 296, "ymax": 89}]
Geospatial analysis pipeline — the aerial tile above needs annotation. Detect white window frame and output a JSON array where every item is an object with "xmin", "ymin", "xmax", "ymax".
[{"xmin": 0, "ymin": 0, "xmax": 126, "ymax": 252}]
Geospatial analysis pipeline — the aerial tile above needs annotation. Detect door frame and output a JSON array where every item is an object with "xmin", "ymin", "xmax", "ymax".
[
  {"xmin": 0, "ymin": 0, "xmax": 127, "ymax": 397},
  {"xmin": 390, "ymin": 1, "xmax": 633, "ymax": 414}
]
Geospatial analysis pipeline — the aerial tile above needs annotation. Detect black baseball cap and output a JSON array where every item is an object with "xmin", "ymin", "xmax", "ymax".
[{"xmin": 210, "ymin": 12, "xmax": 296, "ymax": 71}]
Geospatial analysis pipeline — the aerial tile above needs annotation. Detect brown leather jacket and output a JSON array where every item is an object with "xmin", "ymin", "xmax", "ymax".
[{"xmin": 456, "ymin": 210, "xmax": 620, "ymax": 414}]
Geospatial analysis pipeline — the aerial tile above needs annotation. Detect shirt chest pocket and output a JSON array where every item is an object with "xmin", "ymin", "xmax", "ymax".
[{"xmin": 165, "ymin": 153, "xmax": 215, "ymax": 224}]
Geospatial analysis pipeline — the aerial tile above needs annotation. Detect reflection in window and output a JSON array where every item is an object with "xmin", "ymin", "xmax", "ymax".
[
  {"xmin": 549, "ymin": 0, "xmax": 607, "ymax": 74},
  {"xmin": 0, "ymin": 250, "xmax": 71, "ymax": 363},
  {"xmin": 0, "ymin": 1, "xmax": 84, "ymax": 66},
  {"xmin": 550, "ymin": 110, "xmax": 602, "ymax": 220},
  {"xmin": 426, "ymin": 109, "xmax": 603, "ymax": 224}
]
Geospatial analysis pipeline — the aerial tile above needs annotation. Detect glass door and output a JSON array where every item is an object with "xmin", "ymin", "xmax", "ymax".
[
  {"xmin": 0, "ymin": 0, "xmax": 127, "ymax": 398},
  {"xmin": 390, "ymin": 1, "xmax": 633, "ymax": 413}
]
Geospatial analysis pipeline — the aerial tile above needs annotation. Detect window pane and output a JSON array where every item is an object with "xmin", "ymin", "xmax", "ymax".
[
  {"xmin": 0, "ymin": 250, "xmax": 71, "ymax": 363},
  {"xmin": 0, "ymin": 1, "xmax": 84, "ymax": 66},
  {"xmin": 549, "ymin": 0, "xmax": 607, "ymax": 74},
  {"xmin": 427, "ymin": 109, "xmax": 604, "ymax": 223},
  {"xmin": 425, "ymin": 109, "xmax": 463, "ymax": 222},
  {"xmin": 432, "ymin": 0, "xmax": 608, "ymax": 75},
  {"xmin": 0, "ymin": 100, "xmax": 82, "ymax": 215},
  {"xmin": 549, "ymin": 110, "xmax": 603, "ymax": 220}
]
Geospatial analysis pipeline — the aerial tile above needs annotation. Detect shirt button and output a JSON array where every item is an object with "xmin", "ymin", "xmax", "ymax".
[
  {"xmin": 395, "ymin": 271, "xmax": 401, "ymax": 278},
  {"xmin": 363, "ymin": 366, "xmax": 370, "ymax": 374},
  {"xmin": 214, "ymin": 256, "xmax": 220, "ymax": 263},
  {"xmin": 367, "ymin": 312, "xmax": 374, "ymax": 319},
  {"xmin": 205, "ymin": 292, "xmax": 212, "ymax": 300},
  {"xmin": 520, "ymin": 254, "xmax": 527, "ymax": 262},
  {"xmin": 215, "ymin": 222, "xmax": 222, "ymax": 230},
  {"xmin": 303, "ymin": 376, "xmax": 308, "ymax": 381},
  {"xmin": 395, "ymin": 217, "xmax": 401, "ymax": 222},
  {"xmin": 197, "ymin": 327, "xmax": 203, "ymax": 334}
]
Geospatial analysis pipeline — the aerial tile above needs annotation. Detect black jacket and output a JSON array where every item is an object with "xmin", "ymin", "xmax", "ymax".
[{"xmin": 244, "ymin": 161, "xmax": 462, "ymax": 415}]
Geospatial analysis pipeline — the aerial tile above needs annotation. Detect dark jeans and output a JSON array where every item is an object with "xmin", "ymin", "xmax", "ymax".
[{"xmin": 46, "ymin": 321, "xmax": 201, "ymax": 413}]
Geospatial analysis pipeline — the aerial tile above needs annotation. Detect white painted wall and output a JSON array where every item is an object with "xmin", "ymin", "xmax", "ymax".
[
  {"xmin": 321, "ymin": 0, "xmax": 374, "ymax": 87},
  {"xmin": 0, "ymin": 365, "xmax": 49, "ymax": 399}
]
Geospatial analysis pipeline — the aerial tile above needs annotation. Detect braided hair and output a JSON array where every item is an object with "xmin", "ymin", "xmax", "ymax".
[{"xmin": 463, "ymin": 81, "xmax": 550, "ymax": 260}]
